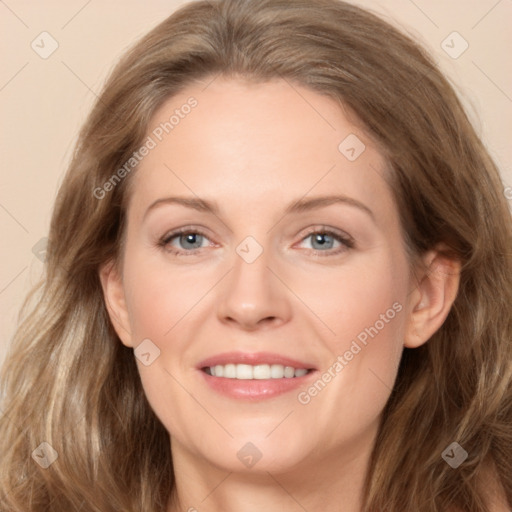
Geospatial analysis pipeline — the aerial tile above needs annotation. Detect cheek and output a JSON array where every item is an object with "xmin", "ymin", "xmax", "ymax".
[
  {"xmin": 120, "ymin": 249, "xmax": 212, "ymax": 409},
  {"xmin": 122, "ymin": 251, "xmax": 208, "ymax": 342},
  {"xmin": 120, "ymin": 252, "xmax": 204, "ymax": 441},
  {"xmin": 321, "ymin": 251, "xmax": 408, "ymax": 351},
  {"xmin": 309, "ymin": 254, "xmax": 407, "ymax": 417}
]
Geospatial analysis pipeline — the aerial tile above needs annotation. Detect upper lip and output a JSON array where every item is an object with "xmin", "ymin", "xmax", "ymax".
[{"xmin": 197, "ymin": 351, "xmax": 317, "ymax": 370}]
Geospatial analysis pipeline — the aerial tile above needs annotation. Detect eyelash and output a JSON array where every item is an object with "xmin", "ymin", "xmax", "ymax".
[{"xmin": 157, "ymin": 226, "xmax": 355, "ymax": 257}]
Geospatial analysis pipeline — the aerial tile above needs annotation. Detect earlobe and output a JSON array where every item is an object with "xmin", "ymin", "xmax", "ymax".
[
  {"xmin": 404, "ymin": 247, "xmax": 461, "ymax": 349},
  {"xmin": 98, "ymin": 260, "xmax": 134, "ymax": 348}
]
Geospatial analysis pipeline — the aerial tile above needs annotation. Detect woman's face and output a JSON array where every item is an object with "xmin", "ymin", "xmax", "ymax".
[{"xmin": 102, "ymin": 77, "xmax": 428, "ymax": 475}]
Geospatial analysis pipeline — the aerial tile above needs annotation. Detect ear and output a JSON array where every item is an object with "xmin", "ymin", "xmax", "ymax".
[
  {"xmin": 98, "ymin": 259, "xmax": 134, "ymax": 348},
  {"xmin": 404, "ymin": 245, "xmax": 461, "ymax": 348}
]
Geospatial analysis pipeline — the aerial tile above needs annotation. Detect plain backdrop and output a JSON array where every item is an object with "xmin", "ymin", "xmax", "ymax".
[{"xmin": 1, "ymin": 0, "xmax": 511, "ymax": 367}]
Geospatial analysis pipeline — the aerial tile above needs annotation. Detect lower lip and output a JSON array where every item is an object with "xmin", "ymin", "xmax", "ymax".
[{"xmin": 199, "ymin": 370, "xmax": 316, "ymax": 400}]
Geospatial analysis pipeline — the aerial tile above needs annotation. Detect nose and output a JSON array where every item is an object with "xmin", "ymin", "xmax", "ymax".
[{"xmin": 216, "ymin": 243, "xmax": 292, "ymax": 331}]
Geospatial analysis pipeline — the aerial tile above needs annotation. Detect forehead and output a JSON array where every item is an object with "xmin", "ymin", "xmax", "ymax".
[{"xmin": 128, "ymin": 77, "xmax": 395, "ymax": 222}]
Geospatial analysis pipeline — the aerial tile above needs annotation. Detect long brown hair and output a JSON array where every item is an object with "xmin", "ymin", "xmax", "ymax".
[{"xmin": 1, "ymin": 0, "xmax": 510, "ymax": 510}]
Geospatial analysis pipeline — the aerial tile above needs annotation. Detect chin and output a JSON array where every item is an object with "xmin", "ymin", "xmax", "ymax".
[{"xmin": 192, "ymin": 430, "xmax": 316, "ymax": 475}]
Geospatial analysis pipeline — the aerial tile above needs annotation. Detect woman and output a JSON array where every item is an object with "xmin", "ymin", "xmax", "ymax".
[{"xmin": 0, "ymin": 0, "xmax": 510, "ymax": 510}]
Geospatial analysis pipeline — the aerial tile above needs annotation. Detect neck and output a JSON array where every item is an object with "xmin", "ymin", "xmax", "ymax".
[{"xmin": 167, "ymin": 423, "xmax": 377, "ymax": 512}]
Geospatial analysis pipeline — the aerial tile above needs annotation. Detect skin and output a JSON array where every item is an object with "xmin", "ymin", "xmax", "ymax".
[{"xmin": 100, "ymin": 77, "xmax": 461, "ymax": 512}]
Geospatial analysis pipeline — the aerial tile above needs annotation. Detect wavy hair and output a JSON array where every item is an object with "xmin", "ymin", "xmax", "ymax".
[{"xmin": 1, "ymin": 0, "xmax": 511, "ymax": 510}]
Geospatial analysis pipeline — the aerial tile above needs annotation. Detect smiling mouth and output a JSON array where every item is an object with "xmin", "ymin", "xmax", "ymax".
[{"xmin": 202, "ymin": 363, "xmax": 314, "ymax": 379}]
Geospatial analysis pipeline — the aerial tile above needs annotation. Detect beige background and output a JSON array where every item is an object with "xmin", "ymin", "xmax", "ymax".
[{"xmin": 1, "ymin": 0, "xmax": 511, "ymax": 367}]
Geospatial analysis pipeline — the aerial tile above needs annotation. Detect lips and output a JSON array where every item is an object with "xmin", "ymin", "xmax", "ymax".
[{"xmin": 197, "ymin": 352, "xmax": 317, "ymax": 400}]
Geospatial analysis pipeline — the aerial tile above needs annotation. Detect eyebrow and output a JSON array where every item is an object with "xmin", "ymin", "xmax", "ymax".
[{"xmin": 143, "ymin": 194, "xmax": 375, "ymax": 221}]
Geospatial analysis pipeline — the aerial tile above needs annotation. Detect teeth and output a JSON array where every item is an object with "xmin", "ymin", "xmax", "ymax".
[
  {"xmin": 253, "ymin": 364, "xmax": 270, "ymax": 379},
  {"xmin": 284, "ymin": 366, "xmax": 295, "ymax": 378},
  {"xmin": 206, "ymin": 363, "xmax": 310, "ymax": 379},
  {"xmin": 237, "ymin": 364, "xmax": 253, "ymax": 380},
  {"xmin": 225, "ymin": 364, "xmax": 236, "ymax": 378}
]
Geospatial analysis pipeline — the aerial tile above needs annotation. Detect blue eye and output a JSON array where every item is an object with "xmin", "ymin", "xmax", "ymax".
[
  {"xmin": 175, "ymin": 232, "xmax": 205, "ymax": 250},
  {"xmin": 307, "ymin": 232, "xmax": 337, "ymax": 250},
  {"xmin": 299, "ymin": 229, "xmax": 354, "ymax": 255},
  {"xmin": 159, "ymin": 230, "xmax": 211, "ymax": 255}
]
